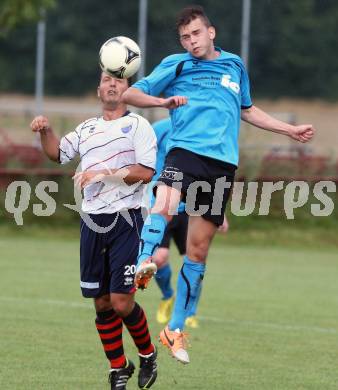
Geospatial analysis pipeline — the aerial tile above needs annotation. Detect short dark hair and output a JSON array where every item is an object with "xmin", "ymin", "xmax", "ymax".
[{"xmin": 176, "ymin": 5, "xmax": 211, "ymax": 31}]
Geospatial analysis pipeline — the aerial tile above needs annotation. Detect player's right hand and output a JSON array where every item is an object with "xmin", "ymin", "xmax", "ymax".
[
  {"xmin": 30, "ymin": 116, "xmax": 51, "ymax": 132},
  {"xmin": 161, "ymin": 96, "xmax": 187, "ymax": 109}
]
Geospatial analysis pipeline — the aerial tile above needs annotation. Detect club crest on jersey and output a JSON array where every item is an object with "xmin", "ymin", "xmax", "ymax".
[{"xmin": 121, "ymin": 125, "xmax": 132, "ymax": 134}]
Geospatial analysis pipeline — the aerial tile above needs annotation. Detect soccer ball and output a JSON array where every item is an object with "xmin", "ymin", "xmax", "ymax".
[{"xmin": 99, "ymin": 36, "xmax": 141, "ymax": 79}]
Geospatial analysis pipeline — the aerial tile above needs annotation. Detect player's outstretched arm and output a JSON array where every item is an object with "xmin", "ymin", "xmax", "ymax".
[
  {"xmin": 241, "ymin": 105, "xmax": 315, "ymax": 143},
  {"xmin": 30, "ymin": 116, "xmax": 60, "ymax": 161},
  {"xmin": 122, "ymin": 87, "xmax": 187, "ymax": 109}
]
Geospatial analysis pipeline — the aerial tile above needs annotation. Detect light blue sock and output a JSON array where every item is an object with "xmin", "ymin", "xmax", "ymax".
[
  {"xmin": 169, "ymin": 256, "xmax": 205, "ymax": 331},
  {"xmin": 187, "ymin": 282, "xmax": 202, "ymax": 317},
  {"xmin": 137, "ymin": 213, "xmax": 167, "ymax": 266},
  {"xmin": 155, "ymin": 264, "xmax": 174, "ymax": 300}
]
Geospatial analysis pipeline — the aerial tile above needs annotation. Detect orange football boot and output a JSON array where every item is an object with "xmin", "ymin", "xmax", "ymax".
[{"xmin": 159, "ymin": 325, "xmax": 190, "ymax": 364}]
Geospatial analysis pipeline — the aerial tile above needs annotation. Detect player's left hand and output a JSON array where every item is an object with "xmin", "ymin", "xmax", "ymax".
[
  {"xmin": 288, "ymin": 124, "xmax": 315, "ymax": 143},
  {"xmin": 73, "ymin": 170, "xmax": 105, "ymax": 188}
]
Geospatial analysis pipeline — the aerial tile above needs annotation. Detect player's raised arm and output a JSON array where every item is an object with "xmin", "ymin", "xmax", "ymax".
[
  {"xmin": 241, "ymin": 105, "xmax": 315, "ymax": 143},
  {"xmin": 122, "ymin": 87, "xmax": 164, "ymax": 108},
  {"xmin": 122, "ymin": 87, "xmax": 187, "ymax": 109},
  {"xmin": 30, "ymin": 115, "xmax": 60, "ymax": 161}
]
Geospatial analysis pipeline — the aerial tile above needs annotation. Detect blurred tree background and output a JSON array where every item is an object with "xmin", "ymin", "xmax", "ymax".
[{"xmin": 0, "ymin": 0, "xmax": 337, "ymax": 99}]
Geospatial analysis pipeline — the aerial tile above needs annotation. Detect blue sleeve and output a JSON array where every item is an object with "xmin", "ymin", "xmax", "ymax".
[
  {"xmin": 132, "ymin": 56, "xmax": 180, "ymax": 97},
  {"xmin": 240, "ymin": 66, "xmax": 253, "ymax": 109}
]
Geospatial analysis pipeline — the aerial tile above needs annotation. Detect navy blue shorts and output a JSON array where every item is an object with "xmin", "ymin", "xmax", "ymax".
[{"xmin": 79, "ymin": 209, "xmax": 143, "ymax": 298}]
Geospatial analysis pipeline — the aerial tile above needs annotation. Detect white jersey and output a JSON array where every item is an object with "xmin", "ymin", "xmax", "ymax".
[{"xmin": 59, "ymin": 111, "xmax": 157, "ymax": 214}]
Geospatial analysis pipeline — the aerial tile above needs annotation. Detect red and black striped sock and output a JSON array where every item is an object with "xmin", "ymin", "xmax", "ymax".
[
  {"xmin": 95, "ymin": 309, "xmax": 126, "ymax": 368},
  {"xmin": 122, "ymin": 302, "xmax": 154, "ymax": 356}
]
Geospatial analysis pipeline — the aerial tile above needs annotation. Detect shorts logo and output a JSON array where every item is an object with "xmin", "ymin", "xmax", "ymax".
[
  {"xmin": 121, "ymin": 125, "xmax": 132, "ymax": 134},
  {"xmin": 124, "ymin": 277, "xmax": 134, "ymax": 285},
  {"xmin": 160, "ymin": 169, "xmax": 183, "ymax": 181}
]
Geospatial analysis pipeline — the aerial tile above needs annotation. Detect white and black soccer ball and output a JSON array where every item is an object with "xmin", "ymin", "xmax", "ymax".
[{"xmin": 99, "ymin": 36, "xmax": 141, "ymax": 79}]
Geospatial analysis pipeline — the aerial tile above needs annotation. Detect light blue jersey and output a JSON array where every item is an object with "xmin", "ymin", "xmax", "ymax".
[
  {"xmin": 150, "ymin": 118, "xmax": 185, "ymax": 213},
  {"xmin": 133, "ymin": 48, "xmax": 252, "ymax": 166}
]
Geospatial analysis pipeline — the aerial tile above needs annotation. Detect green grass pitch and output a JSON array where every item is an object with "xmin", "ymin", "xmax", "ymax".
[{"xmin": 0, "ymin": 233, "xmax": 337, "ymax": 389}]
